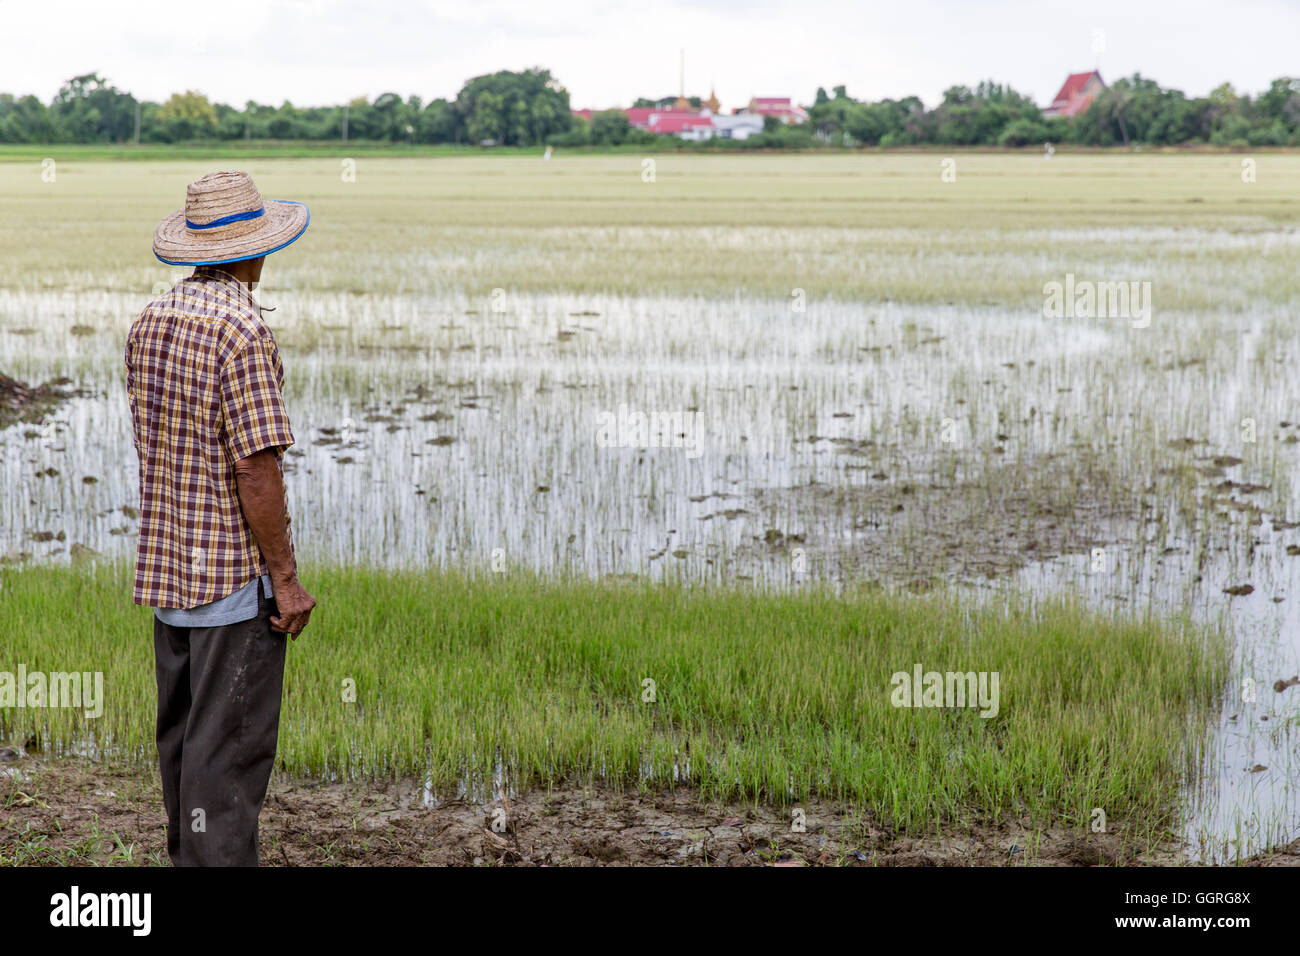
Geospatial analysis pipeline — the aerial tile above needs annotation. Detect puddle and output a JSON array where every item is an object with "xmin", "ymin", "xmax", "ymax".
[
  {"xmin": 4, "ymin": 287, "xmax": 1300, "ymax": 860},
  {"xmin": 981, "ymin": 538, "xmax": 1300, "ymax": 865}
]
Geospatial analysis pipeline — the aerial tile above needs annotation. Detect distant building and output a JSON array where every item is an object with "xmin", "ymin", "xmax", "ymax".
[
  {"xmin": 572, "ymin": 106, "xmax": 717, "ymax": 139},
  {"xmin": 624, "ymin": 107, "xmax": 658, "ymax": 129},
  {"xmin": 649, "ymin": 111, "xmax": 717, "ymax": 140},
  {"xmin": 711, "ymin": 113, "xmax": 764, "ymax": 140},
  {"xmin": 1042, "ymin": 70, "xmax": 1105, "ymax": 118},
  {"xmin": 572, "ymin": 88, "xmax": 800, "ymax": 141},
  {"xmin": 741, "ymin": 97, "xmax": 809, "ymax": 125}
]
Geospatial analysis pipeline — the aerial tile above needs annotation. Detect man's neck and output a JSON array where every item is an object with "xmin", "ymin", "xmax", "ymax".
[
  {"xmin": 193, "ymin": 266, "xmax": 264, "ymax": 310},
  {"xmin": 216, "ymin": 267, "xmax": 257, "ymax": 288}
]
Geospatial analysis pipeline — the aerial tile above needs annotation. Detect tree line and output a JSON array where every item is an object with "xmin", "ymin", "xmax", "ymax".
[
  {"xmin": 803, "ymin": 77, "xmax": 1300, "ymax": 148},
  {"xmin": 3, "ymin": 68, "xmax": 1298, "ymax": 148}
]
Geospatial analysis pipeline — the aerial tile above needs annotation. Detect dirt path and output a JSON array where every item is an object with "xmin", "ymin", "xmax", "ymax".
[{"xmin": 5, "ymin": 756, "xmax": 1297, "ymax": 866}]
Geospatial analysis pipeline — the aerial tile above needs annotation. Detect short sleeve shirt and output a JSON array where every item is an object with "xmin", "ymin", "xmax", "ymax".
[{"xmin": 125, "ymin": 266, "xmax": 296, "ymax": 609}]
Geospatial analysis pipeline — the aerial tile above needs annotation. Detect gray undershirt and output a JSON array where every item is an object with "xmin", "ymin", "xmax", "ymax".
[{"xmin": 153, "ymin": 574, "xmax": 273, "ymax": 628}]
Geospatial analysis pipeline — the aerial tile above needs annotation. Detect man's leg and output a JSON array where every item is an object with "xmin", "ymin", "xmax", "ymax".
[
  {"xmin": 154, "ymin": 616, "xmax": 191, "ymax": 863},
  {"xmin": 176, "ymin": 588, "xmax": 286, "ymax": 866}
]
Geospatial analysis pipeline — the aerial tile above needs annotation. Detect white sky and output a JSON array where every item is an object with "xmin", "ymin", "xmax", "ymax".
[{"xmin": 3, "ymin": 0, "xmax": 1298, "ymax": 111}]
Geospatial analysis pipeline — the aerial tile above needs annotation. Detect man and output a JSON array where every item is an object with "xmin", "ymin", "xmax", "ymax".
[{"xmin": 125, "ymin": 170, "xmax": 316, "ymax": 866}]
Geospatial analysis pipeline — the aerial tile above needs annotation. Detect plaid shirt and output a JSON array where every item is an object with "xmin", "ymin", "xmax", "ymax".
[{"xmin": 125, "ymin": 266, "xmax": 296, "ymax": 609}]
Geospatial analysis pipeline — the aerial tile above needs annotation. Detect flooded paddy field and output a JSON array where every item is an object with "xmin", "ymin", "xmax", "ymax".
[{"xmin": 2, "ymin": 154, "xmax": 1300, "ymax": 864}]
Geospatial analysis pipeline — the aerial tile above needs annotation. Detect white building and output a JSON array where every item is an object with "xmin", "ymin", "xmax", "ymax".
[{"xmin": 710, "ymin": 113, "xmax": 765, "ymax": 141}]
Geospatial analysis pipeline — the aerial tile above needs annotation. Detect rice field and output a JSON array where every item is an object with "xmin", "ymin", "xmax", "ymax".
[
  {"xmin": 2, "ymin": 563, "xmax": 1227, "ymax": 851},
  {"xmin": 2, "ymin": 152, "xmax": 1299, "ymax": 862}
]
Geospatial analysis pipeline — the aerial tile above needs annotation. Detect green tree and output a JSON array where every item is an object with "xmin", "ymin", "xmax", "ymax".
[
  {"xmin": 52, "ymin": 73, "xmax": 136, "ymax": 142},
  {"xmin": 998, "ymin": 117, "xmax": 1049, "ymax": 146},
  {"xmin": 0, "ymin": 94, "xmax": 58, "ymax": 143},
  {"xmin": 1255, "ymin": 77, "xmax": 1300, "ymax": 125},
  {"xmin": 154, "ymin": 90, "xmax": 218, "ymax": 141},
  {"xmin": 416, "ymin": 98, "xmax": 458, "ymax": 143},
  {"xmin": 590, "ymin": 109, "xmax": 631, "ymax": 145},
  {"xmin": 455, "ymin": 68, "xmax": 571, "ymax": 146}
]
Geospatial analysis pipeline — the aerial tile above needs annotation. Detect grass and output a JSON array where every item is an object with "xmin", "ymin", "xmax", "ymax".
[
  {"xmin": 0, "ymin": 142, "xmax": 570, "ymax": 163},
  {"xmin": 3, "ymin": 153, "xmax": 1300, "ymax": 306},
  {"xmin": 1, "ymin": 562, "xmax": 1228, "ymax": 840},
  {"xmin": 0, "ymin": 142, "xmax": 1294, "ymax": 164}
]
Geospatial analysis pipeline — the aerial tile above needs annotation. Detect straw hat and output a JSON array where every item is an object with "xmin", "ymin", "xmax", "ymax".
[{"xmin": 153, "ymin": 170, "xmax": 309, "ymax": 266}]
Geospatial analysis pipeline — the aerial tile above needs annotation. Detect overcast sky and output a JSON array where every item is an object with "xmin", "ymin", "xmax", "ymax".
[{"xmin": 4, "ymin": 0, "xmax": 1298, "ymax": 111}]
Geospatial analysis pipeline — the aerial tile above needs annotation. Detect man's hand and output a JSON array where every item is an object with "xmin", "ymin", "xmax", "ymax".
[
  {"xmin": 271, "ymin": 575, "xmax": 316, "ymax": 639},
  {"xmin": 235, "ymin": 448, "xmax": 316, "ymax": 639}
]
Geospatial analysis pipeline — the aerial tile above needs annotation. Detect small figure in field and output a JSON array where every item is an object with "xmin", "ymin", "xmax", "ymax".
[{"xmin": 125, "ymin": 170, "xmax": 316, "ymax": 866}]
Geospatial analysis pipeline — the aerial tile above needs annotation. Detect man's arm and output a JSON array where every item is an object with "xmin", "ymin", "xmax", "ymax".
[
  {"xmin": 125, "ymin": 338, "xmax": 141, "ymax": 455},
  {"xmin": 234, "ymin": 448, "xmax": 316, "ymax": 639}
]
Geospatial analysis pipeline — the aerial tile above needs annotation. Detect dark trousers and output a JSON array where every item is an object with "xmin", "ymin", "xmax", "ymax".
[{"xmin": 153, "ymin": 586, "xmax": 286, "ymax": 867}]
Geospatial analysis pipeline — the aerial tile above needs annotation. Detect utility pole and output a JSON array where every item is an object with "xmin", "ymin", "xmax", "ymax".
[
  {"xmin": 133, "ymin": 101, "xmax": 141, "ymax": 145},
  {"xmin": 342, "ymin": 105, "xmax": 349, "ymax": 143}
]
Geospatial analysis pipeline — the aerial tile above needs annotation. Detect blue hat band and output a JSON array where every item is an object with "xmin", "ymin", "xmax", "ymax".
[{"xmin": 186, "ymin": 207, "xmax": 266, "ymax": 230}]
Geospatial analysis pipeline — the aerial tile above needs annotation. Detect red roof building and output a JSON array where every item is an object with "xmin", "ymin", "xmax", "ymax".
[
  {"xmin": 625, "ymin": 108, "xmax": 655, "ymax": 128},
  {"xmin": 570, "ymin": 94, "xmax": 799, "ymax": 140},
  {"xmin": 571, "ymin": 107, "xmax": 698, "ymax": 131},
  {"xmin": 570, "ymin": 106, "xmax": 722, "ymax": 139},
  {"xmin": 647, "ymin": 114, "xmax": 715, "ymax": 135},
  {"xmin": 1042, "ymin": 70, "xmax": 1105, "ymax": 118},
  {"xmin": 743, "ymin": 96, "xmax": 808, "ymax": 124}
]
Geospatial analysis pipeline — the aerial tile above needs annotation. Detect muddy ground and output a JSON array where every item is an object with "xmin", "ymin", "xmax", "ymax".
[
  {"xmin": 0, "ymin": 372, "xmax": 83, "ymax": 432},
  {"xmin": 3, "ymin": 755, "xmax": 1297, "ymax": 866},
  {"xmin": 746, "ymin": 441, "xmax": 1293, "ymax": 589},
  {"xmin": 747, "ymin": 454, "xmax": 1129, "ymax": 587}
]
